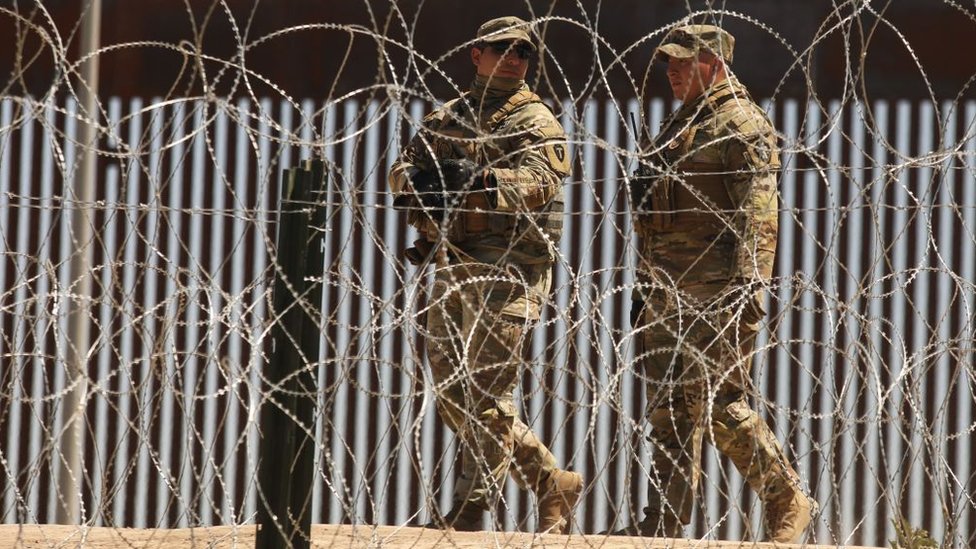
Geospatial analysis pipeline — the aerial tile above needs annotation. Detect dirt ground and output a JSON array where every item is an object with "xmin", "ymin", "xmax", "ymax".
[{"xmin": 0, "ymin": 524, "xmax": 886, "ymax": 548}]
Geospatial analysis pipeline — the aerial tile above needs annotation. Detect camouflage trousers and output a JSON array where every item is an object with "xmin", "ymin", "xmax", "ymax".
[
  {"xmin": 425, "ymin": 259, "xmax": 557, "ymax": 510},
  {"xmin": 636, "ymin": 282, "xmax": 802, "ymax": 529}
]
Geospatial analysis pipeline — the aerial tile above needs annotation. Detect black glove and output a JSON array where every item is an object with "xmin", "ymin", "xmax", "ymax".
[
  {"xmin": 411, "ymin": 159, "xmax": 495, "ymax": 218},
  {"xmin": 443, "ymin": 158, "xmax": 499, "ymax": 208},
  {"xmin": 439, "ymin": 158, "xmax": 496, "ymax": 194},
  {"xmin": 630, "ymin": 163, "xmax": 653, "ymax": 212},
  {"xmin": 439, "ymin": 158, "xmax": 478, "ymax": 190},
  {"xmin": 409, "ymin": 168, "xmax": 446, "ymax": 214}
]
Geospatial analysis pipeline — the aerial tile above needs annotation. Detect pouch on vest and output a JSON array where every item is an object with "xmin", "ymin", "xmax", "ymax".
[
  {"xmin": 650, "ymin": 126, "xmax": 697, "ymax": 231},
  {"xmin": 650, "ymin": 177, "xmax": 676, "ymax": 230},
  {"xmin": 673, "ymin": 160, "xmax": 734, "ymax": 232},
  {"xmin": 459, "ymin": 192, "xmax": 492, "ymax": 236}
]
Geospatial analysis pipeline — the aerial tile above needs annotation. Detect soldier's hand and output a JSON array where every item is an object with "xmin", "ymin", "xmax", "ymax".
[
  {"xmin": 438, "ymin": 158, "xmax": 494, "ymax": 192},
  {"xmin": 409, "ymin": 169, "xmax": 446, "ymax": 213}
]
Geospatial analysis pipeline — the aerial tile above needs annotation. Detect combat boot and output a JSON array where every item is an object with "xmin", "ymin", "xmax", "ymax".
[
  {"xmin": 536, "ymin": 469, "xmax": 583, "ymax": 534},
  {"xmin": 764, "ymin": 489, "xmax": 816, "ymax": 543},
  {"xmin": 424, "ymin": 501, "xmax": 485, "ymax": 531}
]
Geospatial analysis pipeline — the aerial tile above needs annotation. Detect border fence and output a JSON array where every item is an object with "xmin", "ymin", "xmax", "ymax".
[{"xmin": 1, "ymin": 95, "xmax": 974, "ymax": 547}]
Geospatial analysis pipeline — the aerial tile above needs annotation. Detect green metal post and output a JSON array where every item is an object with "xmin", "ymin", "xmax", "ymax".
[
  {"xmin": 257, "ymin": 166, "xmax": 312, "ymax": 549},
  {"xmin": 288, "ymin": 159, "xmax": 328, "ymax": 545}
]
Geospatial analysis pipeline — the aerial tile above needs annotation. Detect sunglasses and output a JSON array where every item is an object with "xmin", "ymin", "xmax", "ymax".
[{"xmin": 483, "ymin": 41, "xmax": 534, "ymax": 60}]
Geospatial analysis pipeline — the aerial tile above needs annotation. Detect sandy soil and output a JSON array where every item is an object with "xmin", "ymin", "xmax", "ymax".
[{"xmin": 0, "ymin": 523, "xmax": 885, "ymax": 548}]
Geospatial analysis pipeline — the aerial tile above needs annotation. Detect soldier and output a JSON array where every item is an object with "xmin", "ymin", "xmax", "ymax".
[
  {"xmin": 389, "ymin": 16, "xmax": 582, "ymax": 534},
  {"xmin": 618, "ymin": 24, "xmax": 815, "ymax": 543}
]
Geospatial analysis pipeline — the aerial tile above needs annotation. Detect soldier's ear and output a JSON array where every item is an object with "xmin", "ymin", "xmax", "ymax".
[{"xmin": 471, "ymin": 46, "xmax": 482, "ymax": 68}]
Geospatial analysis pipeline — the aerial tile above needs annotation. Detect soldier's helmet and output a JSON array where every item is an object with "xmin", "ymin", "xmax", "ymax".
[
  {"xmin": 476, "ymin": 16, "xmax": 537, "ymax": 51},
  {"xmin": 654, "ymin": 24, "xmax": 734, "ymax": 63}
]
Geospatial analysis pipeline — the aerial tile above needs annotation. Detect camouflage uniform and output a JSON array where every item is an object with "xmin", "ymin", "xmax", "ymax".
[
  {"xmin": 628, "ymin": 25, "xmax": 812, "ymax": 543},
  {"xmin": 389, "ymin": 17, "xmax": 578, "ymax": 531}
]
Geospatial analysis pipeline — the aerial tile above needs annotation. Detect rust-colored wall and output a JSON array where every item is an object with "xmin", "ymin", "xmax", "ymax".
[{"xmin": 1, "ymin": 0, "xmax": 973, "ymax": 101}]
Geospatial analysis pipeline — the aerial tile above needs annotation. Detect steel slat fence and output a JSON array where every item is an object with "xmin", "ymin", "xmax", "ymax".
[{"xmin": 0, "ymin": 95, "xmax": 973, "ymax": 547}]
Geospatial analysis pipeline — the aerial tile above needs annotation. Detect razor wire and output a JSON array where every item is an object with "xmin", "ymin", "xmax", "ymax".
[{"xmin": 1, "ymin": 1, "xmax": 975, "ymax": 548}]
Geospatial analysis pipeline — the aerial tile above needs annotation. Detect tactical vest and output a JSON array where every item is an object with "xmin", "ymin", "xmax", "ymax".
[
  {"xmin": 637, "ymin": 91, "xmax": 742, "ymax": 279},
  {"xmin": 415, "ymin": 89, "xmax": 564, "ymax": 263}
]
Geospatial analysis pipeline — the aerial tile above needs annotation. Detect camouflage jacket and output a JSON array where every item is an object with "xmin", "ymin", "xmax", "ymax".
[
  {"xmin": 634, "ymin": 76, "xmax": 780, "ymax": 292},
  {"xmin": 389, "ymin": 76, "xmax": 570, "ymax": 265}
]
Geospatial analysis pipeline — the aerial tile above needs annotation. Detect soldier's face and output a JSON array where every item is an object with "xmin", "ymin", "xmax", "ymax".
[
  {"xmin": 472, "ymin": 42, "xmax": 530, "ymax": 80},
  {"xmin": 667, "ymin": 53, "xmax": 718, "ymax": 103}
]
